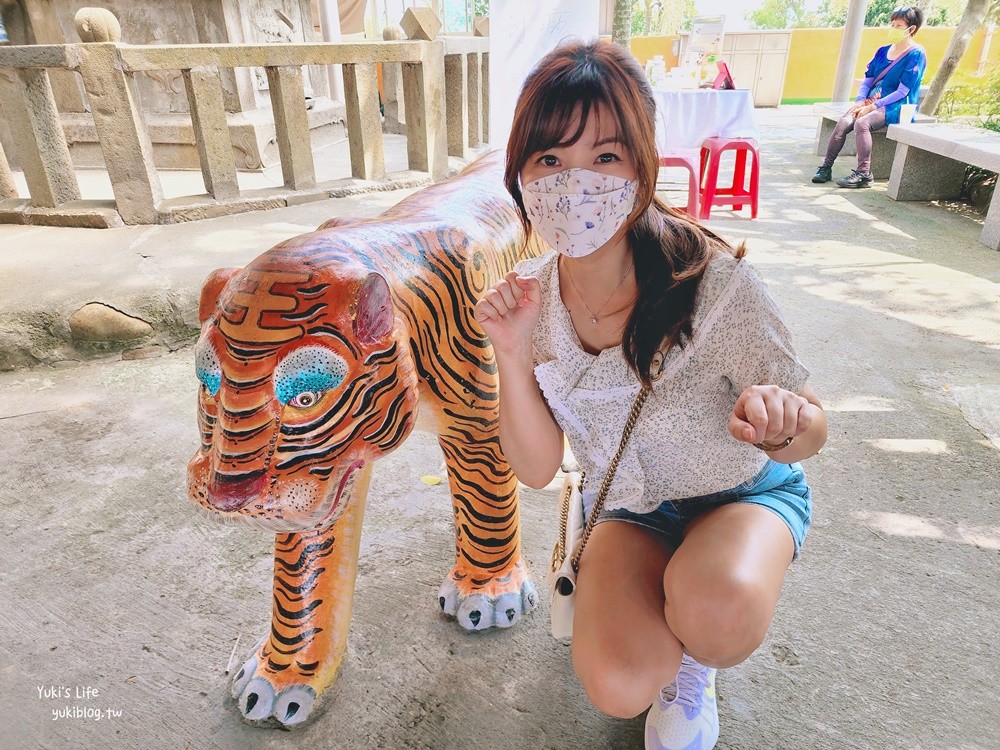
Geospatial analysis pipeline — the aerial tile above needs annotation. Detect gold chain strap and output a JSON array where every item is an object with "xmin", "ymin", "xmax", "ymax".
[
  {"xmin": 569, "ymin": 385, "xmax": 650, "ymax": 573},
  {"xmin": 553, "ymin": 478, "xmax": 573, "ymax": 568}
]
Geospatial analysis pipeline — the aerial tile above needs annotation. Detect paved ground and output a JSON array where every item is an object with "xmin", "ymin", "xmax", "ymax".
[{"xmin": 0, "ymin": 107, "xmax": 998, "ymax": 750}]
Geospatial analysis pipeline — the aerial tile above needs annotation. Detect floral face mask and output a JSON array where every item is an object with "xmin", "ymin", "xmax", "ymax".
[{"xmin": 521, "ymin": 168, "xmax": 638, "ymax": 258}]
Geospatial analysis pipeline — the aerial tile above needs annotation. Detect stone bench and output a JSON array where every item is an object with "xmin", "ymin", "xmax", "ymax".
[
  {"xmin": 813, "ymin": 102, "xmax": 935, "ymax": 180},
  {"xmin": 886, "ymin": 122, "xmax": 1000, "ymax": 251}
]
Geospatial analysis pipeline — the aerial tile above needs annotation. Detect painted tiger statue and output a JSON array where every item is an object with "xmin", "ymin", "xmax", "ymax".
[{"xmin": 188, "ymin": 151, "xmax": 544, "ymax": 727}]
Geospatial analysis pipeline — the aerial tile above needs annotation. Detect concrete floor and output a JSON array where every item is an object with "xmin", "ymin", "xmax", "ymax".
[{"xmin": 0, "ymin": 107, "xmax": 998, "ymax": 749}]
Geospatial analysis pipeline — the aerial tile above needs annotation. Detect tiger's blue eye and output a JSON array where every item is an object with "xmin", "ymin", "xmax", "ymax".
[
  {"xmin": 195, "ymin": 338, "xmax": 222, "ymax": 397},
  {"xmin": 274, "ymin": 346, "xmax": 347, "ymax": 407}
]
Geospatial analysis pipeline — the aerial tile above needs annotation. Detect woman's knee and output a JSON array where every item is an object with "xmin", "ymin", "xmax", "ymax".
[
  {"xmin": 663, "ymin": 566, "xmax": 774, "ymax": 668},
  {"xmin": 832, "ymin": 116, "xmax": 855, "ymax": 135},
  {"xmin": 855, "ymin": 113, "xmax": 880, "ymax": 134},
  {"xmin": 572, "ymin": 644, "xmax": 678, "ymax": 719}
]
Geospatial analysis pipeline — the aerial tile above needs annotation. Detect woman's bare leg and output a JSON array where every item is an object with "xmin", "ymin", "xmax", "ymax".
[
  {"xmin": 663, "ymin": 503, "xmax": 796, "ymax": 669},
  {"xmin": 571, "ymin": 521, "xmax": 681, "ymax": 719}
]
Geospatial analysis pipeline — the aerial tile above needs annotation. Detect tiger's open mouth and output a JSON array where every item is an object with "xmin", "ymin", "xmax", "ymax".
[
  {"xmin": 318, "ymin": 459, "xmax": 366, "ymax": 526},
  {"xmin": 207, "ymin": 469, "xmax": 267, "ymax": 512}
]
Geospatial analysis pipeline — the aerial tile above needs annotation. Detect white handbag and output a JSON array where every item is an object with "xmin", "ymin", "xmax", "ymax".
[
  {"xmin": 547, "ymin": 386, "xmax": 650, "ymax": 640},
  {"xmin": 548, "ymin": 470, "xmax": 585, "ymax": 640}
]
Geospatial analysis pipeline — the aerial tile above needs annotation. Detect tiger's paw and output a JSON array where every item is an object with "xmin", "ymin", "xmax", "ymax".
[
  {"xmin": 437, "ymin": 559, "xmax": 538, "ymax": 631},
  {"xmin": 229, "ymin": 637, "xmax": 328, "ymax": 727}
]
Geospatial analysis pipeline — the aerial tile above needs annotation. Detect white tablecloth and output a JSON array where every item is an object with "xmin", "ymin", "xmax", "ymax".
[{"xmin": 652, "ymin": 89, "xmax": 760, "ymax": 152}]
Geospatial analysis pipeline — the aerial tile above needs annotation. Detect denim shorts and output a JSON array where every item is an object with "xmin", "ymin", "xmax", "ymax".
[{"xmin": 583, "ymin": 460, "xmax": 812, "ymax": 558}]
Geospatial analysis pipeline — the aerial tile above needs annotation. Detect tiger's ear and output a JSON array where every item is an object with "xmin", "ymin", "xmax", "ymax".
[
  {"xmin": 199, "ymin": 268, "xmax": 241, "ymax": 324},
  {"xmin": 316, "ymin": 216, "xmax": 357, "ymax": 231},
  {"xmin": 353, "ymin": 273, "xmax": 394, "ymax": 346}
]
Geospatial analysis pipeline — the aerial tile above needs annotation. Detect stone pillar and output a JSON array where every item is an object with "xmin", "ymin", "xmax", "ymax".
[
  {"xmin": 481, "ymin": 51, "xmax": 488, "ymax": 144},
  {"xmin": 444, "ymin": 51, "xmax": 469, "ymax": 158},
  {"xmin": 0, "ymin": 140, "xmax": 16, "ymax": 199},
  {"xmin": 76, "ymin": 39, "xmax": 162, "ymax": 223},
  {"xmin": 266, "ymin": 65, "xmax": 316, "ymax": 190},
  {"xmin": 399, "ymin": 8, "xmax": 447, "ymax": 180},
  {"xmin": 0, "ymin": 66, "xmax": 80, "ymax": 207},
  {"xmin": 832, "ymin": 0, "xmax": 869, "ymax": 102},
  {"xmin": 466, "ymin": 51, "xmax": 482, "ymax": 147},
  {"xmin": 342, "ymin": 62, "xmax": 385, "ymax": 180},
  {"xmin": 183, "ymin": 65, "xmax": 240, "ymax": 200},
  {"xmin": 402, "ymin": 41, "xmax": 447, "ymax": 180}
]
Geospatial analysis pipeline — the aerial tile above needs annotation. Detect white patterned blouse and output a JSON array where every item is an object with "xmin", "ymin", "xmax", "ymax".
[{"xmin": 513, "ymin": 249, "xmax": 810, "ymax": 512}]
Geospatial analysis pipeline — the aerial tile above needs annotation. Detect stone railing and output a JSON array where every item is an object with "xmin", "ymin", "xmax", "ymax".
[{"xmin": 0, "ymin": 9, "xmax": 489, "ymax": 228}]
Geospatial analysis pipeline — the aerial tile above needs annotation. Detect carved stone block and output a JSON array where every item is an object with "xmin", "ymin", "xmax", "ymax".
[{"xmin": 400, "ymin": 7, "xmax": 441, "ymax": 42}]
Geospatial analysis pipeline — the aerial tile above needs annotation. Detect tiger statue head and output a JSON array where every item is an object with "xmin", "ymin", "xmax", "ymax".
[{"xmin": 187, "ymin": 248, "xmax": 418, "ymax": 532}]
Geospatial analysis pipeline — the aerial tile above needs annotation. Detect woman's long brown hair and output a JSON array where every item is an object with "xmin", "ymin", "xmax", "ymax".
[{"xmin": 504, "ymin": 38, "xmax": 745, "ymax": 388}]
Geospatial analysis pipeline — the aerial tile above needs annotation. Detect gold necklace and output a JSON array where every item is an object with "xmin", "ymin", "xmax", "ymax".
[{"xmin": 562, "ymin": 256, "xmax": 634, "ymax": 325}]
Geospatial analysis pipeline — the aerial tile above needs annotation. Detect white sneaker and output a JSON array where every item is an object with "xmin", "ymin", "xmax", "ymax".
[{"xmin": 644, "ymin": 655, "xmax": 719, "ymax": 750}]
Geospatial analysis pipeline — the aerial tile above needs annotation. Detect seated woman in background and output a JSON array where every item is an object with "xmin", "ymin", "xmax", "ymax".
[{"xmin": 812, "ymin": 6, "xmax": 927, "ymax": 189}]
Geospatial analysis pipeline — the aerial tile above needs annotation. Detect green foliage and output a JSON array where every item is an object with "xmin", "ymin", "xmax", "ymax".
[
  {"xmin": 746, "ymin": 0, "xmax": 822, "ymax": 29},
  {"xmin": 863, "ymin": 0, "xmax": 898, "ymax": 26},
  {"xmin": 817, "ymin": 0, "xmax": 847, "ymax": 26},
  {"xmin": 938, "ymin": 66, "xmax": 1000, "ymax": 136},
  {"xmin": 629, "ymin": 0, "xmax": 697, "ymax": 36},
  {"xmin": 632, "ymin": 3, "xmax": 647, "ymax": 36},
  {"xmin": 679, "ymin": 7, "xmax": 697, "ymax": 32}
]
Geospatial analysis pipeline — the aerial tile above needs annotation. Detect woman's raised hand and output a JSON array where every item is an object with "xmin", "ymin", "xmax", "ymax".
[
  {"xmin": 474, "ymin": 272, "xmax": 542, "ymax": 355},
  {"xmin": 729, "ymin": 385, "xmax": 813, "ymax": 449}
]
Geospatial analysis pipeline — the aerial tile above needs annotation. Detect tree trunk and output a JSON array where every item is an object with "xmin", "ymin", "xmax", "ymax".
[
  {"xmin": 644, "ymin": 0, "xmax": 653, "ymax": 35},
  {"xmin": 921, "ymin": 0, "xmax": 991, "ymax": 115},
  {"xmin": 612, "ymin": 0, "xmax": 633, "ymax": 47}
]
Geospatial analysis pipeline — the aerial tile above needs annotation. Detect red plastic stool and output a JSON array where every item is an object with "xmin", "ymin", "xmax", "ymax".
[
  {"xmin": 698, "ymin": 136, "xmax": 760, "ymax": 220},
  {"xmin": 657, "ymin": 148, "xmax": 701, "ymax": 219}
]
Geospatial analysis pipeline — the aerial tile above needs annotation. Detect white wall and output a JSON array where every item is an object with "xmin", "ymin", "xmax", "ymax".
[{"xmin": 488, "ymin": 0, "xmax": 600, "ymax": 149}]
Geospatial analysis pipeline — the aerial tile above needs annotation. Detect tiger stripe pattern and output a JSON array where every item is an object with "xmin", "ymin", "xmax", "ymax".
[{"xmin": 188, "ymin": 152, "xmax": 544, "ymax": 726}]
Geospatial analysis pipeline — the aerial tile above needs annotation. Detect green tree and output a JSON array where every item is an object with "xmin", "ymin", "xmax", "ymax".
[
  {"xmin": 746, "ymin": 0, "xmax": 820, "ymax": 29},
  {"xmin": 922, "ymin": 0, "xmax": 993, "ymax": 114},
  {"xmin": 629, "ymin": 0, "xmax": 697, "ymax": 36},
  {"xmin": 817, "ymin": 0, "xmax": 848, "ymax": 26},
  {"xmin": 664, "ymin": 0, "xmax": 698, "ymax": 33},
  {"xmin": 633, "ymin": 1, "xmax": 649, "ymax": 36},
  {"xmin": 864, "ymin": 0, "xmax": 899, "ymax": 26}
]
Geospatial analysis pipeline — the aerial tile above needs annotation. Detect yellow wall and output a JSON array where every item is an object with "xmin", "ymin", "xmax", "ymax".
[
  {"xmin": 629, "ymin": 36, "xmax": 680, "ymax": 69},
  {"xmin": 783, "ymin": 26, "xmax": 1000, "ymax": 102}
]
